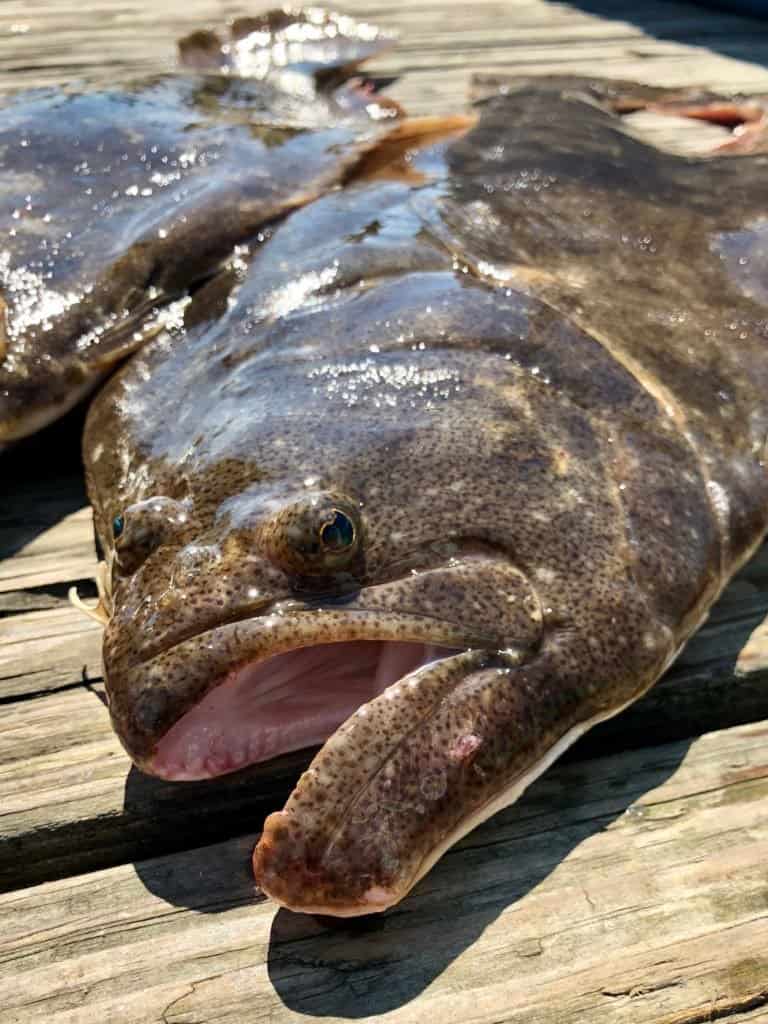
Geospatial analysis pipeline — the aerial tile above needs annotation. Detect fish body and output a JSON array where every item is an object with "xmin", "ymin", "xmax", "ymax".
[
  {"xmin": 0, "ymin": 9, "xmax": 399, "ymax": 446},
  {"xmin": 82, "ymin": 74, "xmax": 768, "ymax": 914}
]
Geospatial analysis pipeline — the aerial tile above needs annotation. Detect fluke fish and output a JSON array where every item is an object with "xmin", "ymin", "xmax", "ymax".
[{"xmin": 3, "ymin": 11, "xmax": 767, "ymax": 916}]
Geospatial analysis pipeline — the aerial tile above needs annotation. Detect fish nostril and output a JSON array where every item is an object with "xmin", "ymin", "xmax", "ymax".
[{"xmin": 259, "ymin": 490, "xmax": 363, "ymax": 580}]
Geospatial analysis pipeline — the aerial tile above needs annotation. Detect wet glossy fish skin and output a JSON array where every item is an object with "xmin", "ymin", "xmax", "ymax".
[
  {"xmin": 84, "ymin": 77, "xmax": 768, "ymax": 914},
  {"xmin": 0, "ymin": 10, "xmax": 398, "ymax": 444}
]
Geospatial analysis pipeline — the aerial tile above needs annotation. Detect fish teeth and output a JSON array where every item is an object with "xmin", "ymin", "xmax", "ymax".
[
  {"xmin": 229, "ymin": 741, "xmax": 247, "ymax": 768},
  {"xmin": 206, "ymin": 753, "xmax": 230, "ymax": 775}
]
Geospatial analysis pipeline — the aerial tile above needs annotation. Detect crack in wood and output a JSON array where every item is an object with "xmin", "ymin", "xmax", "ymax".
[
  {"xmin": 666, "ymin": 987, "xmax": 768, "ymax": 1024},
  {"xmin": 602, "ymin": 975, "xmax": 684, "ymax": 998}
]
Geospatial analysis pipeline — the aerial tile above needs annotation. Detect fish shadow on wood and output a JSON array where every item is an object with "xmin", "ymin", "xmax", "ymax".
[
  {"xmin": 123, "ymin": 749, "xmax": 313, "ymax": 900},
  {"xmin": 125, "ymin": 734, "xmax": 691, "ymax": 1015},
  {"xmin": 566, "ymin": 0, "xmax": 768, "ymax": 70},
  {"xmin": 264, "ymin": 738, "xmax": 693, "ymax": 1018}
]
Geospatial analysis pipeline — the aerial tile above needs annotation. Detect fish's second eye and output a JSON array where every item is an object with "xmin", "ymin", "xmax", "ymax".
[
  {"xmin": 259, "ymin": 490, "xmax": 363, "ymax": 580},
  {"xmin": 320, "ymin": 510, "xmax": 355, "ymax": 552},
  {"xmin": 109, "ymin": 497, "xmax": 191, "ymax": 576}
]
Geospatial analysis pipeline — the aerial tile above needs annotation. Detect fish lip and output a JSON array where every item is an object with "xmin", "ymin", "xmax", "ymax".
[
  {"xmin": 138, "ymin": 605, "xmax": 493, "ymax": 668},
  {"xmin": 133, "ymin": 541, "xmax": 515, "ymax": 667},
  {"xmin": 257, "ymin": 883, "xmax": 402, "ymax": 918},
  {"xmin": 140, "ymin": 611, "xmax": 485, "ymax": 780}
]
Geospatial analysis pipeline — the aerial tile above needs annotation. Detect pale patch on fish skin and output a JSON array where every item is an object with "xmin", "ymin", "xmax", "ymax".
[
  {"xmin": 476, "ymin": 260, "xmax": 589, "ymax": 294},
  {"xmin": 0, "ymin": 171, "xmax": 45, "ymax": 198},
  {"xmin": 69, "ymin": 558, "xmax": 112, "ymax": 625}
]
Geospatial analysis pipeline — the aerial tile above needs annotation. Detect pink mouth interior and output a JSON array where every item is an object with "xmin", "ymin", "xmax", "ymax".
[{"xmin": 151, "ymin": 640, "xmax": 456, "ymax": 780}]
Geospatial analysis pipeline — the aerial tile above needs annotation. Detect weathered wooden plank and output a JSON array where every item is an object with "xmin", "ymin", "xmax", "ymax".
[
  {"xmin": 0, "ymin": 605, "xmax": 102, "ymax": 698},
  {"xmin": 1, "ymin": 720, "xmax": 766, "ymax": 1024},
  {"xmin": 0, "ymin": 511, "xmax": 96, "ymax": 592},
  {"xmin": 1, "ymin": 464, "xmax": 96, "ymax": 594},
  {"xmin": 0, "ymin": 683, "xmax": 315, "ymax": 891},
  {"xmin": 1, "ymin": 0, "xmax": 768, "ymax": 119}
]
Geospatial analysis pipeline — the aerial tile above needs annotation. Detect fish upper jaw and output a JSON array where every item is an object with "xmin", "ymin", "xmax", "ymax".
[{"xmin": 109, "ymin": 602, "xmax": 524, "ymax": 774}]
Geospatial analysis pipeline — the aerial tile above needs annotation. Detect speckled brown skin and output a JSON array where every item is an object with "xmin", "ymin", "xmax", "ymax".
[
  {"xmin": 0, "ymin": 9, "xmax": 399, "ymax": 444},
  {"xmin": 84, "ymin": 76, "xmax": 768, "ymax": 915}
]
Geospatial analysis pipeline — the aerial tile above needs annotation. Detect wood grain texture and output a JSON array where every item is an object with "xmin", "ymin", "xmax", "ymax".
[
  {"xmin": 0, "ymin": 684, "xmax": 313, "ymax": 892},
  {"xmin": 1, "ymin": 720, "xmax": 767, "ymax": 1024},
  {"xmin": 0, "ymin": 605, "xmax": 102, "ymax": 699},
  {"xmin": 2, "ymin": 0, "xmax": 768, "ymax": 1020},
  {"xmin": 1, "ymin": 0, "xmax": 768, "ymax": 118}
]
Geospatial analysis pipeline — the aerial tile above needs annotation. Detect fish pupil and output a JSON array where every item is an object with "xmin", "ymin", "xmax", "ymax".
[
  {"xmin": 112, "ymin": 514, "xmax": 124, "ymax": 540},
  {"xmin": 320, "ymin": 510, "xmax": 355, "ymax": 552}
]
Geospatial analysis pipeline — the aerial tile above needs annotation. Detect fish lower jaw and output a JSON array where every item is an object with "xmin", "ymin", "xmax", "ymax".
[
  {"xmin": 252, "ymin": 686, "xmax": 660, "ymax": 918},
  {"xmin": 148, "ymin": 639, "xmax": 461, "ymax": 782}
]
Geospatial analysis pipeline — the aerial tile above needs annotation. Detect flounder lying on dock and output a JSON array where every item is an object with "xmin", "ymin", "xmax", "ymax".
[{"xmin": 78, "ymin": 54, "xmax": 768, "ymax": 914}]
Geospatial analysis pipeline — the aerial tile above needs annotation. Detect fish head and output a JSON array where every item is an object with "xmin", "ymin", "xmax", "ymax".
[
  {"xmin": 85, "ymin": 260, "xmax": 685, "ymax": 915},
  {"xmin": 94, "ymin": 341, "xmax": 550, "ymax": 789}
]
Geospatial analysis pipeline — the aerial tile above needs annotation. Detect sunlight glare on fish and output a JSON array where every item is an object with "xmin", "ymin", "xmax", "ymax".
[{"xmin": 267, "ymin": 264, "xmax": 339, "ymax": 318}]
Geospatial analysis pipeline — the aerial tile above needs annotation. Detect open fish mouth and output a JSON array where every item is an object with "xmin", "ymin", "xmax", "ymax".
[
  {"xmin": 117, "ymin": 544, "xmax": 541, "ymax": 782},
  {"xmin": 150, "ymin": 638, "xmax": 462, "ymax": 780}
]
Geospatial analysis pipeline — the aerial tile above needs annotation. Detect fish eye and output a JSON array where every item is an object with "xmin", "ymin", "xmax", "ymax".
[
  {"xmin": 320, "ymin": 510, "xmax": 355, "ymax": 552},
  {"xmin": 109, "ymin": 497, "xmax": 191, "ymax": 576},
  {"xmin": 259, "ymin": 491, "xmax": 363, "ymax": 579}
]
